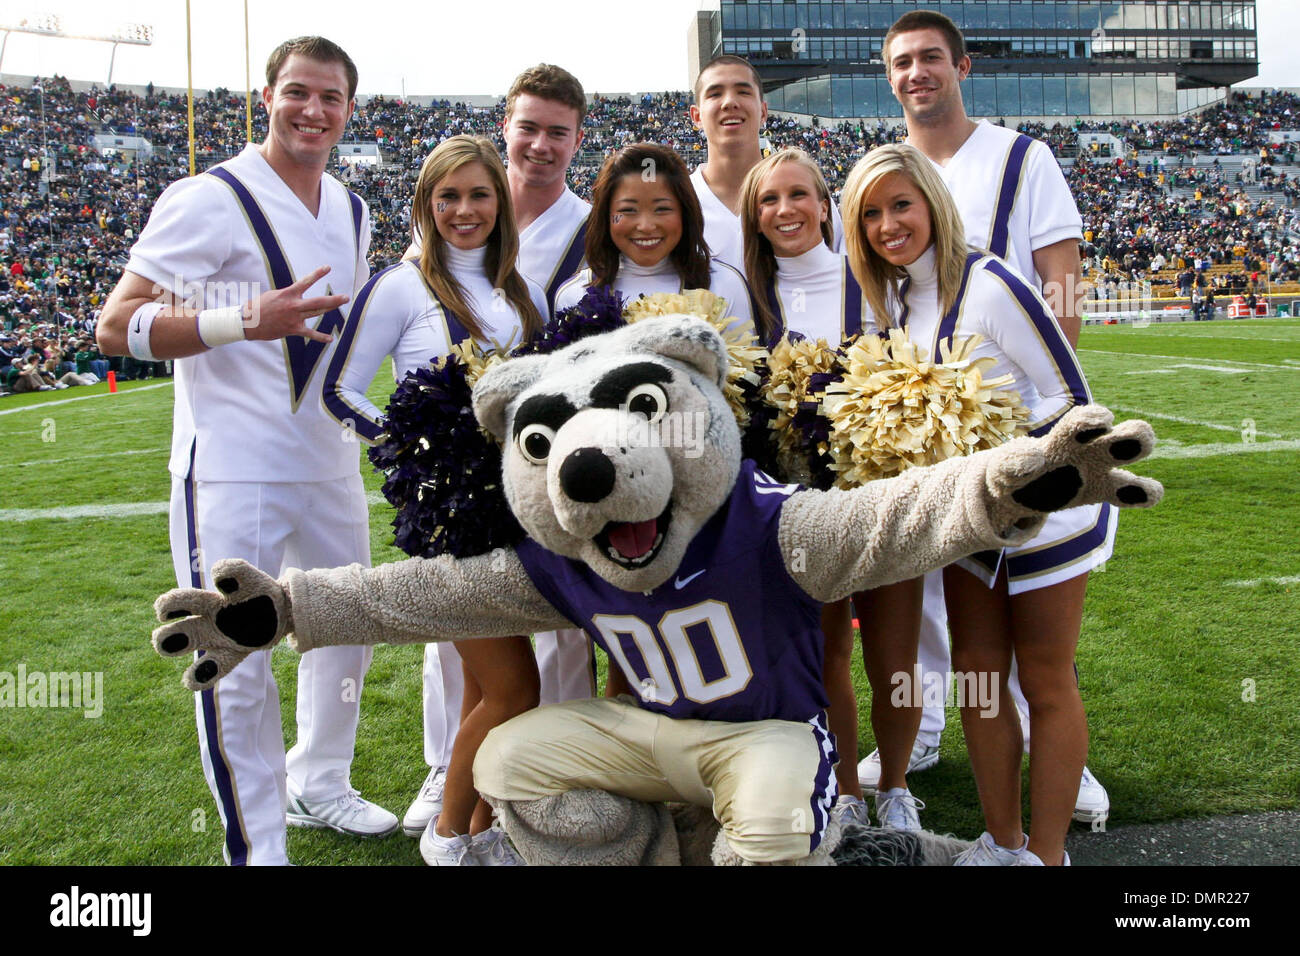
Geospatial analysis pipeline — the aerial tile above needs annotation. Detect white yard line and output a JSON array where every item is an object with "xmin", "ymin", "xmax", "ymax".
[
  {"xmin": 0, "ymin": 490, "xmax": 391, "ymax": 523},
  {"xmin": 1122, "ymin": 363, "xmax": 1251, "ymax": 374},
  {"xmin": 1110, "ymin": 406, "xmax": 1286, "ymax": 438},
  {"xmin": 1078, "ymin": 349, "xmax": 1299, "ymax": 371},
  {"xmin": 0, "ymin": 382, "xmax": 173, "ymax": 416},
  {"xmin": 1147, "ymin": 438, "xmax": 1300, "ymax": 459},
  {"xmin": 0, "ymin": 447, "xmax": 169, "ymax": 470},
  {"xmin": 1226, "ymin": 575, "xmax": 1300, "ymax": 588}
]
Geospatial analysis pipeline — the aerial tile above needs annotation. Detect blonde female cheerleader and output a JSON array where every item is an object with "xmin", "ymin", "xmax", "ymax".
[
  {"xmin": 739, "ymin": 147, "xmax": 871, "ymax": 825},
  {"xmin": 841, "ymin": 144, "xmax": 1107, "ymax": 865},
  {"xmin": 323, "ymin": 135, "xmax": 546, "ymax": 865}
]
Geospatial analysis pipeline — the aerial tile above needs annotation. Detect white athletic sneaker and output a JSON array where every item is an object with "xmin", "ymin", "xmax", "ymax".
[
  {"xmin": 285, "ymin": 789, "xmax": 399, "ymax": 838},
  {"xmin": 402, "ymin": 765, "xmax": 448, "ymax": 837},
  {"xmin": 470, "ymin": 825, "xmax": 526, "ymax": 866},
  {"xmin": 420, "ymin": 818, "xmax": 477, "ymax": 866},
  {"xmin": 857, "ymin": 738, "xmax": 941, "ymax": 792},
  {"xmin": 832, "ymin": 794, "xmax": 871, "ymax": 828},
  {"xmin": 954, "ymin": 831, "xmax": 1028, "ymax": 866},
  {"xmin": 874, "ymin": 787, "xmax": 925, "ymax": 831},
  {"xmin": 1073, "ymin": 766, "xmax": 1110, "ymax": 825}
]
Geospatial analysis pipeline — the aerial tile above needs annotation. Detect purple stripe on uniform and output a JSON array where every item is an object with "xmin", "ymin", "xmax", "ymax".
[
  {"xmin": 968, "ymin": 549, "xmax": 1003, "ymax": 574},
  {"xmin": 843, "ymin": 261, "xmax": 863, "ymax": 337},
  {"xmin": 348, "ymin": 191, "xmax": 364, "ymax": 247},
  {"xmin": 807, "ymin": 712, "xmax": 837, "ymax": 854},
  {"xmin": 185, "ymin": 441, "xmax": 249, "ymax": 867},
  {"xmin": 936, "ymin": 252, "xmax": 983, "ymax": 345},
  {"xmin": 546, "ymin": 220, "xmax": 589, "ymax": 314},
  {"xmin": 896, "ymin": 275, "xmax": 912, "ymax": 333},
  {"xmin": 322, "ymin": 262, "xmax": 403, "ymax": 443},
  {"xmin": 983, "ymin": 259, "xmax": 1092, "ymax": 416},
  {"xmin": 207, "ymin": 168, "xmax": 293, "ymax": 288},
  {"xmin": 764, "ymin": 279, "xmax": 785, "ymax": 348},
  {"xmin": 989, "ymin": 134, "xmax": 1033, "ymax": 260},
  {"xmin": 209, "ymin": 166, "xmax": 351, "ymax": 408},
  {"xmin": 1007, "ymin": 503, "xmax": 1114, "ymax": 578}
]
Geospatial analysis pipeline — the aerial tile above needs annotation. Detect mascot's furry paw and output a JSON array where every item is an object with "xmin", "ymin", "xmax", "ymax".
[
  {"xmin": 152, "ymin": 559, "xmax": 292, "ymax": 691},
  {"xmin": 489, "ymin": 790, "xmax": 681, "ymax": 865},
  {"xmin": 832, "ymin": 823, "xmax": 974, "ymax": 865},
  {"xmin": 709, "ymin": 816, "xmax": 844, "ymax": 866},
  {"xmin": 988, "ymin": 405, "xmax": 1163, "ymax": 530}
]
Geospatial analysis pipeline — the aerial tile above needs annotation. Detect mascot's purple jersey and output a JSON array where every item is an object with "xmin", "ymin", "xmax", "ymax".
[{"xmin": 517, "ymin": 462, "xmax": 829, "ymax": 723}]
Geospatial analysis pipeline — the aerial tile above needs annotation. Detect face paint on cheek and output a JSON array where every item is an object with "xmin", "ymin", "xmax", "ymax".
[
  {"xmin": 612, "ymin": 214, "xmax": 622, "ymax": 224},
  {"xmin": 437, "ymin": 202, "xmax": 448, "ymax": 213}
]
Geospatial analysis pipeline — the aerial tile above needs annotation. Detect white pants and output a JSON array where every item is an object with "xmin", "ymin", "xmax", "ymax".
[
  {"xmin": 422, "ymin": 627, "xmax": 594, "ymax": 769},
  {"xmin": 171, "ymin": 472, "xmax": 373, "ymax": 866}
]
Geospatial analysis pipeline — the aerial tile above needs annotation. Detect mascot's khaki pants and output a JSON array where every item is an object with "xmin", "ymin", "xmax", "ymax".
[{"xmin": 475, "ymin": 697, "xmax": 836, "ymax": 862}]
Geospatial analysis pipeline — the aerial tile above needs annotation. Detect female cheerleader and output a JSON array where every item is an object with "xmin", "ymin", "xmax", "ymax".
[
  {"xmin": 840, "ymin": 144, "xmax": 1104, "ymax": 865},
  {"xmin": 552, "ymin": 142, "xmax": 752, "ymax": 327},
  {"xmin": 322, "ymin": 135, "xmax": 546, "ymax": 866},
  {"xmin": 738, "ymin": 147, "xmax": 871, "ymax": 823}
]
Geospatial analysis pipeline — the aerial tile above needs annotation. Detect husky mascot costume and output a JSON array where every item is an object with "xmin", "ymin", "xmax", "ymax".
[{"xmin": 152, "ymin": 316, "xmax": 1162, "ymax": 865}]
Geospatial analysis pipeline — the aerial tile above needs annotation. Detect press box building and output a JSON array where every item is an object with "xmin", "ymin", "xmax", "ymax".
[{"xmin": 686, "ymin": 1, "xmax": 1260, "ymax": 122}]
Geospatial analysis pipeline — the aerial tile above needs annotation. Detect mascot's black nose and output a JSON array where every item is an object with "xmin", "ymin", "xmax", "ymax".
[{"xmin": 559, "ymin": 446, "xmax": 616, "ymax": 503}]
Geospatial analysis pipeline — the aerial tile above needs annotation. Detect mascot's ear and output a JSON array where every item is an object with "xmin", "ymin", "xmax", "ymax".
[
  {"xmin": 622, "ymin": 316, "xmax": 728, "ymax": 389},
  {"xmin": 473, "ymin": 354, "xmax": 552, "ymax": 441}
]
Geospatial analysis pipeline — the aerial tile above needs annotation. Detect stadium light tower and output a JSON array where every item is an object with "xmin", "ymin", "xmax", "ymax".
[{"xmin": 0, "ymin": 13, "xmax": 154, "ymax": 86}]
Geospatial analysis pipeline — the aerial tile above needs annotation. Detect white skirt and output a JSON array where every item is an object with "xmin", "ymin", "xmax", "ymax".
[{"xmin": 956, "ymin": 502, "xmax": 1116, "ymax": 594}]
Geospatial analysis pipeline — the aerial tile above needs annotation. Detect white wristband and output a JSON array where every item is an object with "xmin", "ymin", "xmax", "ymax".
[
  {"xmin": 127, "ymin": 302, "xmax": 165, "ymax": 361},
  {"xmin": 196, "ymin": 305, "xmax": 247, "ymax": 348}
]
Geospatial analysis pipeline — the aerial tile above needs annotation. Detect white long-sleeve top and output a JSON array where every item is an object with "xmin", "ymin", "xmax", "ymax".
[
  {"xmin": 762, "ymin": 240, "xmax": 874, "ymax": 345},
  {"xmin": 889, "ymin": 245, "xmax": 1091, "ymax": 437},
  {"xmin": 322, "ymin": 243, "xmax": 546, "ymax": 444},
  {"xmin": 552, "ymin": 254, "xmax": 755, "ymax": 334}
]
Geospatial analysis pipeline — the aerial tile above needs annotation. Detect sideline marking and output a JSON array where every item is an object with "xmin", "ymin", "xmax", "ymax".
[
  {"xmin": 1122, "ymin": 363, "xmax": 1250, "ymax": 375},
  {"xmin": 0, "ymin": 491, "xmax": 390, "ymax": 523},
  {"xmin": 1147, "ymin": 438, "xmax": 1300, "ymax": 460},
  {"xmin": 1226, "ymin": 575, "xmax": 1300, "ymax": 588},
  {"xmin": 1111, "ymin": 406, "xmax": 1286, "ymax": 438},
  {"xmin": 1079, "ymin": 349, "xmax": 1299, "ymax": 371},
  {"xmin": 0, "ymin": 382, "xmax": 173, "ymax": 416},
  {"xmin": 0, "ymin": 447, "xmax": 169, "ymax": 470}
]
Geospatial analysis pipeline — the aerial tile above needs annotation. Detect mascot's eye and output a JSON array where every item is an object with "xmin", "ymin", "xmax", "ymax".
[
  {"xmin": 518, "ymin": 423, "xmax": 555, "ymax": 465},
  {"xmin": 626, "ymin": 383, "xmax": 668, "ymax": 424}
]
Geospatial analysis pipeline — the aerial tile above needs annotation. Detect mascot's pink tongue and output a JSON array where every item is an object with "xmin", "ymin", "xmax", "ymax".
[{"xmin": 608, "ymin": 518, "xmax": 658, "ymax": 558}]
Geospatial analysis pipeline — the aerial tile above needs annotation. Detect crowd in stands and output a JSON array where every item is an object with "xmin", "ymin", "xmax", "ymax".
[{"xmin": 5, "ymin": 78, "xmax": 1300, "ymax": 387}]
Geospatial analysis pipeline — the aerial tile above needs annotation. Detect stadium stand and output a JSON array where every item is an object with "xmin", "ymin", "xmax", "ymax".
[{"xmin": 4, "ymin": 76, "xmax": 1300, "ymax": 375}]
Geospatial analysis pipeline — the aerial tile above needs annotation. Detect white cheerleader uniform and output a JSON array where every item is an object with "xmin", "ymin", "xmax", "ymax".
[
  {"xmin": 754, "ymin": 239, "xmax": 872, "ymax": 344},
  {"xmin": 888, "ymin": 245, "xmax": 1115, "ymax": 591}
]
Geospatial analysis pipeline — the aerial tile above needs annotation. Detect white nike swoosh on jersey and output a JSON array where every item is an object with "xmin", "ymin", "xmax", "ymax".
[{"xmin": 674, "ymin": 570, "xmax": 705, "ymax": 589}]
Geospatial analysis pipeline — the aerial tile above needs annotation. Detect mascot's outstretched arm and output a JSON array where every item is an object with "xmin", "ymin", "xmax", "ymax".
[
  {"xmin": 779, "ymin": 404, "xmax": 1163, "ymax": 602},
  {"xmin": 152, "ymin": 550, "xmax": 571, "ymax": 691}
]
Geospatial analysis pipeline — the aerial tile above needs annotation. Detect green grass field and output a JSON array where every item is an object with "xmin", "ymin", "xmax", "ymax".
[{"xmin": 1, "ymin": 317, "xmax": 1297, "ymax": 864}]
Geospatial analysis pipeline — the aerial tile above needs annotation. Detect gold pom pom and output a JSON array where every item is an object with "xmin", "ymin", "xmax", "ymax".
[
  {"xmin": 762, "ymin": 334, "xmax": 845, "ymax": 485},
  {"xmin": 622, "ymin": 289, "xmax": 764, "ymax": 427},
  {"xmin": 822, "ymin": 330, "xmax": 1029, "ymax": 486}
]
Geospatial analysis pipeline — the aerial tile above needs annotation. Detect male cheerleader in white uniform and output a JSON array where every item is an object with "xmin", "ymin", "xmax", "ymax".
[
  {"xmin": 400, "ymin": 65, "xmax": 596, "ymax": 839},
  {"xmin": 97, "ymin": 36, "xmax": 396, "ymax": 865},
  {"xmin": 688, "ymin": 55, "xmax": 844, "ymax": 273},
  {"xmin": 870, "ymin": 9, "xmax": 1110, "ymax": 826}
]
